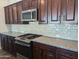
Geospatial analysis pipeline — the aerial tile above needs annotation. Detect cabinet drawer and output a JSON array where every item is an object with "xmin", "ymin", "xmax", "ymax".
[{"xmin": 57, "ymin": 48, "xmax": 78, "ymax": 58}]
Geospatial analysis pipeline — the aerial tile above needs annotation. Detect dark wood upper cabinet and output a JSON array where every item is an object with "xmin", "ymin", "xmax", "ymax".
[
  {"xmin": 61, "ymin": 0, "xmax": 77, "ymax": 23},
  {"xmin": 4, "ymin": 1, "xmax": 23, "ymax": 24},
  {"xmin": 22, "ymin": 0, "xmax": 31, "ymax": 10},
  {"xmin": 17, "ymin": 1, "xmax": 23, "ymax": 24},
  {"xmin": 22, "ymin": 0, "xmax": 38, "ymax": 10},
  {"xmin": 12, "ymin": 4, "xmax": 18, "ymax": 24},
  {"xmin": 4, "ymin": 0, "xmax": 78, "ymax": 24},
  {"xmin": 8, "ymin": 5, "xmax": 13, "ymax": 24},
  {"xmin": 66, "ymin": 0, "xmax": 75, "ymax": 21},
  {"xmin": 38, "ymin": 0, "xmax": 61, "ymax": 24},
  {"xmin": 5, "ymin": 4, "xmax": 18, "ymax": 24},
  {"xmin": 38, "ymin": 0, "xmax": 48, "ymax": 24},
  {"xmin": 48, "ymin": 0, "xmax": 61, "ymax": 23},
  {"xmin": 38, "ymin": 0, "xmax": 77, "ymax": 24},
  {"xmin": 30, "ymin": 0, "xmax": 37, "ymax": 9},
  {"xmin": 4, "ymin": 7, "xmax": 10, "ymax": 24},
  {"xmin": 74, "ymin": 0, "xmax": 78, "ymax": 24}
]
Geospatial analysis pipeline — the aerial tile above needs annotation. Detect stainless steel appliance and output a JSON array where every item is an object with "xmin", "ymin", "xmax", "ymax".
[
  {"xmin": 21, "ymin": 9, "xmax": 37, "ymax": 22},
  {"xmin": 15, "ymin": 33, "xmax": 42, "ymax": 59}
]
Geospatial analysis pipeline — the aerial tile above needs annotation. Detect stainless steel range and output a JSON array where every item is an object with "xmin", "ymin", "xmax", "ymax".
[{"xmin": 15, "ymin": 33, "xmax": 42, "ymax": 59}]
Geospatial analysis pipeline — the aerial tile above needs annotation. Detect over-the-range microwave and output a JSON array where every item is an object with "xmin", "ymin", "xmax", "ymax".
[{"xmin": 21, "ymin": 9, "xmax": 37, "ymax": 22}]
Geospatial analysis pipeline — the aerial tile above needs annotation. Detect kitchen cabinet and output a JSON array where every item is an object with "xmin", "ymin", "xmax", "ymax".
[
  {"xmin": 32, "ymin": 42, "xmax": 56, "ymax": 59},
  {"xmin": 8, "ymin": 36, "xmax": 16, "ymax": 56},
  {"xmin": 38, "ymin": 0, "xmax": 77, "ymax": 24},
  {"xmin": 17, "ymin": 1, "xmax": 23, "ymax": 24},
  {"xmin": 22, "ymin": 0, "xmax": 31, "ymax": 10},
  {"xmin": 32, "ymin": 42, "xmax": 78, "ymax": 59},
  {"xmin": 33, "ymin": 46, "xmax": 42, "ymax": 59},
  {"xmin": 48, "ymin": 0, "xmax": 61, "ymax": 23},
  {"xmin": 0, "ymin": 34, "xmax": 6, "ymax": 50},
  {"xmin": 56, "ymin": 48, "xmax": 78, "ymax": 59},
  {"xmin": 5, "ymin": 4, "xmax": 17, "ymax": 24},
  {"xmin": 4, "ymin": 1, "xmax": 24, "ymax": 24},
  {"xmin": 0, "ymin": 34, "xmax": 16, "ymax": 56},
  {"xmin": 4, "ymin": 0, "xmax": 78, "ymax": 24},
  {"xmin": 8, "ymin": 5, "xmax": 13, "ymax": 24},
  {"xmin": 30, "ymin": 0, "xmax": 37, "ymax": 9},
  {"xmin": 22, "ymin": 0, "xmax": 37, "ymax": 10},
  {"xmin": 38, "ymin": 0, "xmax": 48, "ymax": 24},
  {"xmin": 74, "ymin": 0, "xmax": 78, "ymax": 24},
  {"xmin": 12, "ymin": 4, "xmax": 18, "ymax": 24},
  {"xmin": 4, "ymin": 7, "xmax": 10, "ymax": 24},
  {"xmin": 61, "ymin": 0, "xmax": 77, "ymax": 23}
]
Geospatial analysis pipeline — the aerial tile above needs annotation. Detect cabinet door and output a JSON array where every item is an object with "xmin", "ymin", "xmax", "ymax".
[
  {"xmin": 31, "ymin": 0, "xmax": 37, "ymax": 9},
  {"xmin": 74, "ymin": 0, "xmax": 78, "ymax": 24},
  {"xmin": 4, "ymin": 7, "xmax": 10, "ymax": 24},
  {"xmin": 17, "ymin": 1, "xmax": 23, "ymax": 24},
  {"xmin": 38, "ymin": 0, "xmax": 48, "ymax": 24},
  {"xmin": 61, "ymin": 56, "xmax": 71, "ymax": 59},
  {"xmin": 5, "ymin": 36, "xmax": 9, "ymax": 51},
  {"xmin": 8, "ymin": 36, "xmax": 16, "ymax": 56},
  {"xmin": 33, "ymin": 47, "xmax": 42, "ymax": 59},
  {"xmin": 47, "ymin": 52, "xmax": 56, "ymax": 59},
  {"xmin": 22, "ymin": 0, "xmax": 31, "ymax": 10},
  {"xmin": 57, "ymin": 55, "xmax": 72, "ymax": 59},
  {"xmin": 43, "ymin": 51, "xmax": 56, "ymax": 59},
  {"xmin": 62, "ymin": 0, "xmax": 76, "ymax": 23},
  {"xmin": 12, "ymin": 4, "xmax": 18, "ymax": 24},
  {"xmin": 1, "ymin": 35, "xmax": 5, "ymax": 50},
  {"xmin": 48, "ymin": 0, "xmax": 61, "ymax": 23},
  {"xmin": 8, "ymin": 5, "xmax": 13, "ymax": 24}
]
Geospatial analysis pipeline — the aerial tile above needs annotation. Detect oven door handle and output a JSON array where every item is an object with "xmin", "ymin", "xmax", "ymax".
[{"xmin": 15, "ymin": 41, "xmax": 30, "ymax": 47}]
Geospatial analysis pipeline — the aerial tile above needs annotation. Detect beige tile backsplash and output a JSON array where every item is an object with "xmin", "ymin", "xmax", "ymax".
[{"xmin": 7, "ymin": 23, "xmax": 78, "ymax": 41}]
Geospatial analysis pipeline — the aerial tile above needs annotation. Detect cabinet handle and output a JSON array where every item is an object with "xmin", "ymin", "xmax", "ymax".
[
  {"xmin": 59, "ymin": 16, "xmax": 61, "ymax": 23},
  {"xmin": 63, "ymin": 15, "xmax": 66, "ymax": 20}
]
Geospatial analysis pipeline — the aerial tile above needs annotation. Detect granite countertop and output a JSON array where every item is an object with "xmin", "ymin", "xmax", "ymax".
[
  {"xmin": 0, "ymin": 32, "xmax": 78, "ymax": 52},
  {"xmin": 1, "ymin": 32, "xmax": 25, "ymax": 37},
  {"xmin": 33, "ymin": 36, "xmax": 78, "ymax": 52}
]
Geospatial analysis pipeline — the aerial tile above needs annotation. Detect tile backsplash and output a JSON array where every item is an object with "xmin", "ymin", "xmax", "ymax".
[{"xmin": 9, "ymin": 22, "xmax": 78, "ymax": 41}]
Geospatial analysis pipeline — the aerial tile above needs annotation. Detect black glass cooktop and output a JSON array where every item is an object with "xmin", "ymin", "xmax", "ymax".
[{"xmin": 18, "ymin": 33, "xmax": 42, "ymax": 40}]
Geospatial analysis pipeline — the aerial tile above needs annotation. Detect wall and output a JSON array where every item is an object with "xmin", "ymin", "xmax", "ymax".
[
  {"xmin": 0, "ymin": 0, "xmax": 8, "ymax": 32},
  {"xmin": 11, "ymin": 22, "xmax": 78, "ymax": 41}
]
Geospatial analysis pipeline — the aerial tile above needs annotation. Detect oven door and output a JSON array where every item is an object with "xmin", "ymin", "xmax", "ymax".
[{"xmin": 15, "ymin": 41, "xmax": 32, "ymax": 59}]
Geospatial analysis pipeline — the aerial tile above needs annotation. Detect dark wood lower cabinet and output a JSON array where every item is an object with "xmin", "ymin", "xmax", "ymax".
[
  {"xmin": 0, "ymin": 34, "xmax": 6, "ymax": 50},
  {"xmin": 43, "ymin": 51, "xmax": 56, "ymax": 59},
  {"xmin": 0, "ymin": 34, "xmax": 16, "ymax": 56},
  {"xmin": 32, "ymin": 42, "xmax": 78, "ymax": 59},
  {"xmin": 57, "ymin": 55, "xmax": 72, "ymax": 59},
  {"xmin": 33, "ymin": 47, "xmax": 42, "ymax": 59},
  {"xmin": 32, "ymin": 42, "xmax": 56, "ymax": 59}
]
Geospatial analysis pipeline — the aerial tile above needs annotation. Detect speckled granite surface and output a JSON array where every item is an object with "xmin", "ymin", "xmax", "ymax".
[
  {"xmin": 1, "ymin": 32, "xmax": 25, "ymax": 37},
  {"xmin": 1, "ymin": 32, "xmax": 78, "ymax": 52},
  {"xmin": 33, "ymin": 36, "xmax": 78, "ymax": 52}
]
